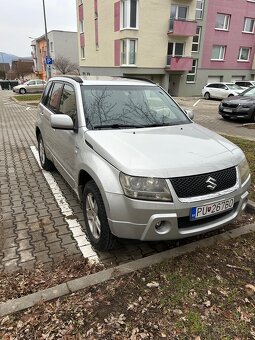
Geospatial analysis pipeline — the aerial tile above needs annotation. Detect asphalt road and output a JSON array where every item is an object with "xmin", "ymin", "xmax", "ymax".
[{"xmin": 174, "ymin": 97, "xmax": 255, "ymax": 141}]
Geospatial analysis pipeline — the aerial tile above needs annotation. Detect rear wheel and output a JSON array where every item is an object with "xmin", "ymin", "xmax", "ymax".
[
  {"xmin": 38, "ymin": 134, "xmax": 54, "ymax": 171},
  {"xmin": 82, "ymin": 180, "xmax": 115, "ymax": 251},
  {"xmin": 204, "ymin": 92, "xmax": 210, "ymax": 100},
  {"xmin": 19, "ymin": 88, "xmax": 26, "ymax": 94}
]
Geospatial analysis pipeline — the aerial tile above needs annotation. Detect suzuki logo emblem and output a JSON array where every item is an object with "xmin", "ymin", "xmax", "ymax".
[{"xmin": 206, "ymin": 176, "xmax": 217, "ymax": 190}]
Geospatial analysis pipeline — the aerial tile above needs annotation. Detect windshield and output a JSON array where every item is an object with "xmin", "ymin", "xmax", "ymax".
[
  {"xmin": 81, "ymin": 85, "xmax": 190, "ymax": 129},
  {"xmin": 226, "ymin": 84, "xmax": 242, "ymax": 90},
  {"xmin": 242, "ymin": 86, "xmax": 255, "ymax": 97}
]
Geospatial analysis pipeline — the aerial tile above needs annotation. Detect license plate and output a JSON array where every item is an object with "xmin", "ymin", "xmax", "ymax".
[
  {"xmin": 223, "ymin": 108, "xmax": 232, "ymax": 113},
  {"xmin": 190, "ymin": 198, "xmax": 234, "ymax": 220}
]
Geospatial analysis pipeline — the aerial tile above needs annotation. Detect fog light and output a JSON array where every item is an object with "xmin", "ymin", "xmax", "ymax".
[{"xmin": 154, "ymin": 221, "xmax": 171, "ymax": 234}]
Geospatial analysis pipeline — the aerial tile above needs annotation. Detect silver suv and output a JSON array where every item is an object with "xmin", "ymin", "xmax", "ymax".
[{"xmin": 36, "ymin": 76, "xmax": 251, "ymax": 251}]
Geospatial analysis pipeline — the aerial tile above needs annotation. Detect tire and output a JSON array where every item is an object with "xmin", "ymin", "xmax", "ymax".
[
  {"xmin": 82, "ymin": 180, "xmax": 115, "ymax": 251},
  {"xmin": 204, "ymin": 92, "xmax": 210, "ymax": 100},
  {"xmin": 38, "ymin": 134, "xmax": 54, "ymax": 171},
  {"xmin": 19, "ymin": 88, "xmax": 26, "ymax": 94}
]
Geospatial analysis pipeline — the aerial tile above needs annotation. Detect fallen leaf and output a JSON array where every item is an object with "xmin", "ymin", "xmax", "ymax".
[{"xmin": 146, "ymin": 282, "xmax": 159, "ymax": 288}]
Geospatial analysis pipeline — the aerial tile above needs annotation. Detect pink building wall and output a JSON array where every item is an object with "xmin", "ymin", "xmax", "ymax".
[{"xmin": 201, "ymin": 0, "xmax": 255, "ymax": 70}]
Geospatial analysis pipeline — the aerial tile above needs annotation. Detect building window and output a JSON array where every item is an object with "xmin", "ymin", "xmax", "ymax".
[
  {"xmin": 50, "ymin": 42, "xmax": 53, "ymax": 53},
  {"xmin": 168, "ymin": 42, "xmax": 184, "ymax": 57},
  {"xmin": 196, "ymin": 0, "xmax": 204, "ymax": 19},
  {"xmin": 170, "ymin": 5, "xmax": 188, "ymax": 30},
  {"xmin": 238, "ymin": 47, "xmax": 251, "ymax": 61},
  {"xmin": 79, "ymin": 20, "xmax": 84, "ymax": 33},
  {"xmin": 211, "ymin": 45, "xmax": 226, "ymax": 60},
  {"xmin": 215, "ymin": 13, "xmax": 230, "ymax": 30},
  {"xmin": 186, "ymin": 59, "xmax": 198, "ymax": 83},
  {"xmin": 192, "ymin": 26, "xmax": 201, "ymax": 52},
  {"xmin": 243, "ymin": 17, "xmax": 255, "ymax": 33},
  {"xmin": 121, "ymin": 0, "xmax": 138, "ymax": 29},
  {"xmin": 121, "ymin": 39, "xmax": 137, "ymax": 65},
  {"xmin": 81, "ymin": 47, "xmax": 85, "ymax": 59}
]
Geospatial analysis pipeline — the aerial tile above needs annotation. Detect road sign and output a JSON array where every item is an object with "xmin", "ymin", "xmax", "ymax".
[{"xmin": 46, "ymin": 57, "xmax": 53, "ymax": 65}]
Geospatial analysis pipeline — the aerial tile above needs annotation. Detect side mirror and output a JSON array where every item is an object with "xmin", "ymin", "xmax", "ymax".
[
  {"xmin": 50, "ymin": 114, "xmax": 74, "ymax": 130},
  {"xmin": 185, "ymin": 109, "xmax": 194, "ymax": 120}
]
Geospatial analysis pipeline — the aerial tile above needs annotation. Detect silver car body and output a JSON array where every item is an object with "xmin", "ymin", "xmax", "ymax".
[
  {"xmin": 36, "ymin": 76, "xmax": 251, "ymax": 242},
  {"xmin": 13, "ymin": 79, "xmax": 46, "ymax": 94}
]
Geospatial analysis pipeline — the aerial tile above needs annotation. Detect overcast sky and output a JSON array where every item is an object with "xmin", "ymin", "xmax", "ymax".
[{"xmin": 0, "ymin": 0, "xmax": 77, "ymax": 57}]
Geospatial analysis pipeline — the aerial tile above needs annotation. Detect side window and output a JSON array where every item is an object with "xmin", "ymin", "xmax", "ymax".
[
  {"xmin": 28, "ymin": 81, "xmax": 36, "ymax": 85},
  {"xmin": 41, "ymin": 82, "xmax": 52, "ymax": 105},
  {"xmin": 218, "ymin": 84, "xmax": 226, "ymax": 89},
  {"xmin": 59, "ymin": 84, "xmax": 77, "ymax": 121},
  {"xmin": 46, "ymin": 82, "xmax": 63, "ymax": 113}
]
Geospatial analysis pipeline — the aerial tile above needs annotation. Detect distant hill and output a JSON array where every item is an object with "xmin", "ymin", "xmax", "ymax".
[{"xmin": 0, "ymin": 52, "xmax": 31, "ymax": 64}]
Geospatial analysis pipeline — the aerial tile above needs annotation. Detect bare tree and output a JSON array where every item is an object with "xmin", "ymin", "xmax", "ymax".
[
  {"xmin": 12, "ymin": 59, "xmax": 33, "ymax": 80},
  {"xmin": 53, "ymin": 56, "xmax": 79, "ymax": 75}
]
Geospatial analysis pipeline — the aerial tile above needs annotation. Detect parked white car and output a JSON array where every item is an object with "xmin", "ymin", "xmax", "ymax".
[{"xmin": 202, "ymin": 82, "xmax": 244, "ymax": 100}]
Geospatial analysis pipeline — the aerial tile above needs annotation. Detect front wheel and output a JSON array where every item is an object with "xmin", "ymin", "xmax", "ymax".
[
  {"xmin": 19, "ymin": 88, "xmax": 26, "ymax": 94},
  {"xmin": 38, "ymin": 134, "xmax": 54, "ymax": 171},
  {"xmin": 82, "ymin": 180, "xmax": 115, "ymax": 251}
]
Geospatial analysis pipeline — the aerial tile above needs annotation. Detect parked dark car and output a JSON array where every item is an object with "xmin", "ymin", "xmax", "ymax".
[{"xmin": 219, "ymin": 86, "xmax": 255, "ymax": 122}]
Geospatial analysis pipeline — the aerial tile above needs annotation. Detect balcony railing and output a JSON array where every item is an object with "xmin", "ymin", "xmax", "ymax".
[
  {"xmin": 166, "ymin": 55, "xmax": 193, "ymax": 71},
  {"xmin": 168, "ymin": 18, "xmax": 197, "ymax": 36}
]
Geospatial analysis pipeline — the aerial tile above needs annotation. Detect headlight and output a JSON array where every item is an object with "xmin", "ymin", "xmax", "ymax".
[
  {"xmin": 238, "ymin": 158, "xmax": 250, "ymax": 184},
  {"xmin": 119, "ymin": 173, "xmax": 172, "ymax": 202}
]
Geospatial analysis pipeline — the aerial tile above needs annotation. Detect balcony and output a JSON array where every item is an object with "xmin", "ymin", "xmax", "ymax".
[
  {"xmin": 166, "ymin": 55, "xmax": 193, "ymax": 72},
  {"xmin": 168, "ymin": 18, "xmax": 197, "ymax": 37}
]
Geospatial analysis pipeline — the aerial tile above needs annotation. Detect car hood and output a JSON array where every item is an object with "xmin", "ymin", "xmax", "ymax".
[
  {"xmin": 84, "ymin": 123, "xmax": 244, "ymax": 178},
  {"xmin": 222, "ymin": 96, "xmax": 255, "ymax": 104}
]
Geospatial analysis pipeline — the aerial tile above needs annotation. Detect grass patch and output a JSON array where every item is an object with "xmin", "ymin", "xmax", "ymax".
[
  {"xmin": 13, "ymin": 94, "xmax": 41, "ymax": 102},
  {"xmin": 223, "ymin": 135, "xmax": 255, "ymax": 201}
]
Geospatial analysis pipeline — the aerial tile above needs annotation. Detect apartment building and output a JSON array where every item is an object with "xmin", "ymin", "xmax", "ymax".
[
  {"xmin": 77, "ymin": 0, "xmax": 255, "ymax": 96},
  {"xmin": 31, "ymin": 30, "xmax": 79, "ymax": 80}
]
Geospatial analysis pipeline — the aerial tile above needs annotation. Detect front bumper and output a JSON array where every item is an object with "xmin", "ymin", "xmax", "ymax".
[
  {"xmin": 107, "ymin": 176, "xmax": 251, "ymax": 241},
  {"xmin": 219, "ymin": 106, "xmax": 254, "ymax": 120}
]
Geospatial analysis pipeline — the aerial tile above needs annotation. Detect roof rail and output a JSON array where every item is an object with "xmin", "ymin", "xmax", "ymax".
[
  {"xmin": 118, "ymin": 76, "xmax": 156, "ymax": 84},
  {"xmin": 56, "ymin": 75, "xmax": 83, "ymax": 83}
]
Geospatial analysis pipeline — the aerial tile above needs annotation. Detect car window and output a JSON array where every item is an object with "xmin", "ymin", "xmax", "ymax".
[
  {"xmin": 81, "ymin": 85, "xmax": 190, "ymax": 129},
  {"xmin": 218, "ymin": 84, "xmax": 226, "ymax": 89},
  {"xmin": 242, "ymin": 87, "xmax": 255, "ymax": 97},
  {"xmin": 46, "ymin": 82, "xmax": 63, "ymax": 112},
  {"xmin": 37, "ymin": 80, "xmax": 44, "ymax": 85},
  {"xmin": 59, "ymin": 84, "xmax": 77, "ymax": 121},
  {"xmin": 226, "ymin": 84, "xmax": 242, "ymax": 90},
  {"xmin": 28, "ymin": 81, "xmax": 36, "ymax": 85},
  {"xmin": 41, "ymin": 82, "xmax": 52, "ymax": 105},
  {"xmin": 206, "ymin": 84, "xmax": 218, "ymax": 88}
]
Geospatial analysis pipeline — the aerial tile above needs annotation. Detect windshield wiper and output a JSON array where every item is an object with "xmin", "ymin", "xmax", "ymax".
[
  {"xmin": 93, "ymin": 124, "xmax": 145, "ymax": 129},
  {"xmin": 144, "ymin": 123, "xmax": 180, "ymax": 127}
]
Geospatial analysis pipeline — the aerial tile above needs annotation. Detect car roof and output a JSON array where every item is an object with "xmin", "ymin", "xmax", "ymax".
[{"xmin": 50, "ymin": 75, "xmax": 157, "ymax": 87}]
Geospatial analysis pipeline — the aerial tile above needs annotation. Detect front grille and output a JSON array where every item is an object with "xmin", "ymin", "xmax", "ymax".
[
  {"xmin": 170, "ymin": 167, "xmax": 237, "ymax": 198},
  {"xmin": 178, "ymin": 203, "xmax": 238, "ymax": 229},
  {"xmin": 222, "ymin": 102, "xmax": 238, "ymax": 109}
]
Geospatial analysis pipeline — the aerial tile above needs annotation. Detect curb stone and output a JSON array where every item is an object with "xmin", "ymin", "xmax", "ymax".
[{"xmin": 1, "ymin": 222, "xmax": 255, "ymax": 317}]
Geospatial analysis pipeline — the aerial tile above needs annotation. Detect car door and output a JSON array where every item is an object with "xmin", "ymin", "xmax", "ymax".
[
  {"xmin": 39, "ymin": 81, "xmax": 64, "ymax": 158},
  {"xmin": 51, "ymin": 83, "xmax": 78, "ymax": 188},
  {"xmin": 36, "ymin": 80, "xmax": 46, "ymax": 92},
  {"xmin": 217, "ymin": 84, "xmax": 227, "ymax": 99},
  {"xmin": 26, "ymin": 80, "xmax": 37, "ymax": 93}
]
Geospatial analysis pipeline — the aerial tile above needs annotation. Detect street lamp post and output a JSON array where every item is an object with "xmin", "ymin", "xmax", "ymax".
[{"xmin": 42, "ymin": 0, "xmax": 51, "ymax": 80}]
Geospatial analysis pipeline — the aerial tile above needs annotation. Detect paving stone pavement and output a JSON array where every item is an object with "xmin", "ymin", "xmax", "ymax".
[{"xmin": 0, "ymin": 91, "xmax": 253, "ymax": 273}]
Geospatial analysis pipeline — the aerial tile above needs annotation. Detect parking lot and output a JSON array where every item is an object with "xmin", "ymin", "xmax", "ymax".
[{"xmin": 0, "ymin": 90, "xmax": 254, "ymax": 273}]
